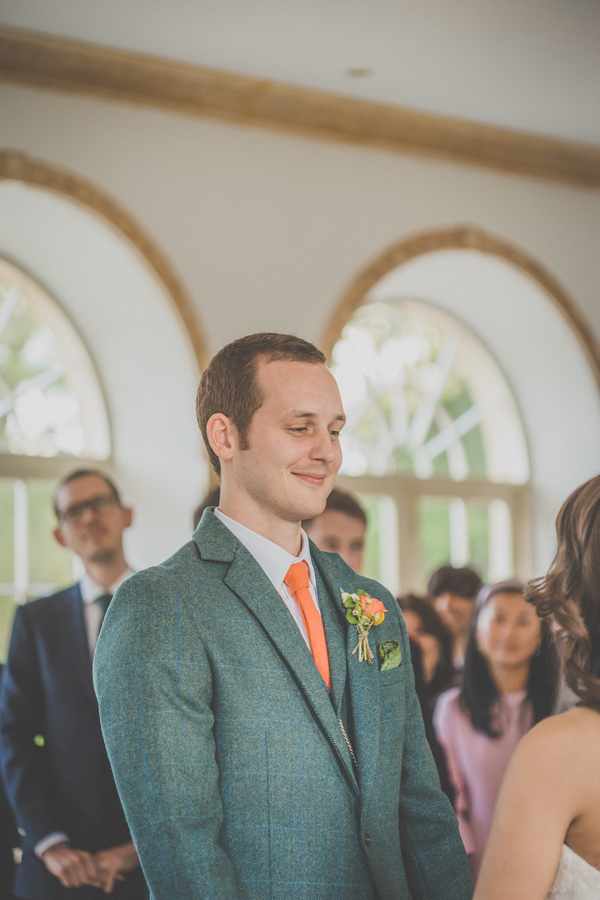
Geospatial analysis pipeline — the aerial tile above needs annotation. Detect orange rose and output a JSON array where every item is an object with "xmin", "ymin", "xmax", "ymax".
[{"xmin": 364, "ymin": 597, "xmax": 387, "ymax": 624}]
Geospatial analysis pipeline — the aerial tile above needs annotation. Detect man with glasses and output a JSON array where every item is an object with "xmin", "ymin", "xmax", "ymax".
[{"xmin": 0, "ymin": 470, "xmax": 146, "ymax": 900}]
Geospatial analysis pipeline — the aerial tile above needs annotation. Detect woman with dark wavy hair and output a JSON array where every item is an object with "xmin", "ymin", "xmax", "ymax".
[
  {"xmin": 475, "ymin": 475, "xmax": 600, "ymax": 899},
  {"xmin": 397, "ymin": 594, "xmax": 454, "ymax": 702},
  {"xmin": 434, "ymin": 580, "xmax": 559, "ymax": 881}
]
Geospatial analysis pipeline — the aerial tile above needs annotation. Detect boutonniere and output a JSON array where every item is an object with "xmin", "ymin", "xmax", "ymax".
[{"xmin": 341, "ymin": 589, "xmax": 387, "ymax": 664}]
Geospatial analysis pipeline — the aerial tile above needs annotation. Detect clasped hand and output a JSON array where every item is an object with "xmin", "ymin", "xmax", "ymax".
[{"xmin": 42, "ymin": 840, "xmax": 138, "ymax": 892}]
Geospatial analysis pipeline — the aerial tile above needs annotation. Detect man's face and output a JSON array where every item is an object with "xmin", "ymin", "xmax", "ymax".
[
  {"xmin": 53, "ymin": 474, "xmax": 132, "ymax": 565},
  {"xmin": 305, "ymin": 510, "xmax": 365, "ymax": 573},
  {"xmin": 230, "ymin": 359, "xmax": 345, "ymax": 525},
  {"xmin": 433, "ymin": 591, "xmax": 475, "ymax": 637}
]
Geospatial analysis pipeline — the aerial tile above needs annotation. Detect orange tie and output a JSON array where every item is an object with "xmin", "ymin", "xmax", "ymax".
[{"xmin": 284, "ymin": 561, "xmax": 331, "ymax": 690}]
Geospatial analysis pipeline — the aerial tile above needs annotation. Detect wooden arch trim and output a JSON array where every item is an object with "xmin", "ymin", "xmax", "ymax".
[
  {"xmin": 321, "ymin": 226, "xmax": 600, "ymax": 391},
  {"xmin": 0, "ymin": 149, "xmax": 210, "ymax": 371},
  {"xmin": 2, "ymin": 27, "xmax": 600, "ymax": 188}
]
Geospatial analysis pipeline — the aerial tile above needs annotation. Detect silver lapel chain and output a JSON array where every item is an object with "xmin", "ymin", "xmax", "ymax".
[{"xmin": 338, "ymin": 718, "xmax": 358, "ymax": 769}]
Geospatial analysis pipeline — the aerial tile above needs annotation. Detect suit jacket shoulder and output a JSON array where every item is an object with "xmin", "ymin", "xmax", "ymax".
[{"xmin": 19, "ymin": 582, "xmax": 82, "ymax": 620}]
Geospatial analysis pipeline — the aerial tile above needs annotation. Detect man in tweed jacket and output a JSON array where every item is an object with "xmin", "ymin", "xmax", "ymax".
[{"xmin": 94, "ymin": 333, "xmax": 472, "ymax": 900}]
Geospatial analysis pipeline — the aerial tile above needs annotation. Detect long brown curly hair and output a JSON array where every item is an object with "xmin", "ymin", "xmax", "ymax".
[{"xmin": 526, "ymin": 474, "xmax": 600, "ymax": 710}]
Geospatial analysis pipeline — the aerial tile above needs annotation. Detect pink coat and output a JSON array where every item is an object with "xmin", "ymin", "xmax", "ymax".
[{"xmin": 433, "ymin": 686, "xmax": 532, "ymax": 879}]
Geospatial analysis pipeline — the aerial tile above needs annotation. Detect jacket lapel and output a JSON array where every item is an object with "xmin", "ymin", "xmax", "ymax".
[
  {"xmin": 61, "ymin": 585, "xmax": 97, "ymax": 707},
  {"xmin": 311, "ymin": 548, "xmax": 383, "ymax": 809},
  {"xmin": 195, "ymin": 513, "xmax": 359, "ymax": 797},
  {"xmin": 346, "ymin": 609, "xmax": 382, "ymax": 813}
]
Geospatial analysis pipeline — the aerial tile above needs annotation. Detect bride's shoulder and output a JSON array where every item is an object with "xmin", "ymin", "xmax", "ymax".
[
  {"xmin": 527, "ymin": 706, "xmax": 600, "ymax": 743},
  {"xmin": 515, "ymin": 707, "xmax": 600, "ymax": 779}
]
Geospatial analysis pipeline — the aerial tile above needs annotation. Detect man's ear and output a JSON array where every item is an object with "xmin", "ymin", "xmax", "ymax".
[
  {"xmin": 122, "ymin": 506, "xmax": 133, "ymax": 528},
  {"xmin": 206, "ymin": 413, "xmax": 237, "ymax": 464},
  {"xmin": 53, "ymin": 525, "xmax": 68, "ymax": 548}
]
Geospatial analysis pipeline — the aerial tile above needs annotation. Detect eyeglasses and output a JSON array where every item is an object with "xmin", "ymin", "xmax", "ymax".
[{"xmin": 59, "ymin": 495, "xmax": 119, "ymax": 523}]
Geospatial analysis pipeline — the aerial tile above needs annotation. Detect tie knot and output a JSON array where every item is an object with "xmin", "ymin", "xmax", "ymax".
[
  {"xmin": 284, "ymin": 560, "xmax": 310, "ymax": 595},
  {"xmin": 95, "ymin": 593, "xmax": 112, "ymax": 617}
]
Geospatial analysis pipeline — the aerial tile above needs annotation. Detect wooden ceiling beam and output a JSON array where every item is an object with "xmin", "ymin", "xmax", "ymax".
[{"xmin": 1, "ymin": 26, "xmax": 600, "ymax": 187}]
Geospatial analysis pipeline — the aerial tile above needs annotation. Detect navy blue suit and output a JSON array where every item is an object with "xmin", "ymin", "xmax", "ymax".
[
  {"xmin": 0, "ymin": 663, "xmax": 18, "ymax": 899},
  {"xmin": 0, "ymin": 585, "xmax": 145, "ymax": 900}
]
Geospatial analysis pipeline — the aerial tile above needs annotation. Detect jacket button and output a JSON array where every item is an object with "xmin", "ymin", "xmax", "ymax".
[{"xmin": 364, "ymin": 830, "xmax": 371, "ymax": 847}]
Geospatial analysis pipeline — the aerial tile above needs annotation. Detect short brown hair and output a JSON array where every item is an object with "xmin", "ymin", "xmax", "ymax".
[
  {"xmin": 53, "ymin": 468, "xmax": 122, "ymax": 519},
  {"xmin": 427, "ymin": 565, "xmax": 482, "ymax": 601},
  {"xmin": 196, "ymin": 333, "xmax": 326, "ymax": 474}
]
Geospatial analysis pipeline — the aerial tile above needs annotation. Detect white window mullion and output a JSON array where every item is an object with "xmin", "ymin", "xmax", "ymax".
[
  {"xmin": 377, "ymin": 495, "xmax": 400, "ymax": 596},
  {"xmin": 488, "ymin": 499, "xmax": 513, "ymax": 582},
  {"xmin": 449, "ymin": 497, "xmax": 469, "ymax": 568},
  {"xmin": 13, "ymin": 478, "xmax": 29, "ymax": 604}
]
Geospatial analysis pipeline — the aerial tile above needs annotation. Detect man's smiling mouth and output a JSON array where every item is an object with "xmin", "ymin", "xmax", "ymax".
[{"xmin": 293, "ymin": 473, "xmax": 327, "ymax": 485}]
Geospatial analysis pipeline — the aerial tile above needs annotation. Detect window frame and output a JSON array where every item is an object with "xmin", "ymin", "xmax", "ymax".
[{"xmin": 336, "ymin": 472, "xmax": 531, "ymax": 594}]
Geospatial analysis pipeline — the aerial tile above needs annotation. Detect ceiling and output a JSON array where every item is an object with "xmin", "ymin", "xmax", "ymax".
[{"xmin": 1, "ymin": 0, "xmax": 599, "ymax": 145}]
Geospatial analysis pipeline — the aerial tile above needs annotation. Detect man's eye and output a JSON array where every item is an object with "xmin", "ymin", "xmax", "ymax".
[
  {"xmin": 289, "ymin": 427, "xmax": 307, "ymax": 434},
  {"xmin": 329, "ymin": 430, "xmax": 340, "ymax": 438}
]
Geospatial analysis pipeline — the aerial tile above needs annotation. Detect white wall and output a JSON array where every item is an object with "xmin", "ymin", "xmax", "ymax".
[
  {"xmin": 0, "ymin": 82, "xmax": 599, "ymax": 570},
  {"xmin": 0, "ymin": 181, "xmax": 204, "ymax": 568}
]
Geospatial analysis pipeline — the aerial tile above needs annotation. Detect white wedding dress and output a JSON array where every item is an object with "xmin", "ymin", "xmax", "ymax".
[{"xmin": 548, "ymin": 844, "xmax": 600, "ymax": 898}]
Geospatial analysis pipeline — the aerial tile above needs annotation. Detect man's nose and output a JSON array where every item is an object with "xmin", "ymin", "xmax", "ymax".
[
  {"xmin": 310, "ymin": 428, "xmax": 337, "ymax": 462},
  {"xmin": 79, "ymin": 503, "xmax": 98, "ymax": 523}
]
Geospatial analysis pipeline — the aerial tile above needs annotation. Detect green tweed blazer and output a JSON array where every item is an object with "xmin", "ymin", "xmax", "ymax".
[{"xmin": 94, "ymin": 511, "xmax": 472, "ymax": 900}]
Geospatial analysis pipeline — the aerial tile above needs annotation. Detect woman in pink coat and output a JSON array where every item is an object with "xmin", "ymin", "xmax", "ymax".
[{"xmin": 434, "ymin": 580, "xmax": 559, "ymax": 880}]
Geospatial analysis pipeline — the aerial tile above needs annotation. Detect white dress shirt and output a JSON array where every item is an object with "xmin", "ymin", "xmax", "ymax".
[
  {"xmin": 80, "ymin": 567, "xmax": 135, "ymax": 657},
  {"xmin": 214, "ymin": 508, "xmax": 321, "ymax": 649},
  {"xmin": 34, "ymin": 566, "xmax": 134, "ymax": 859}
]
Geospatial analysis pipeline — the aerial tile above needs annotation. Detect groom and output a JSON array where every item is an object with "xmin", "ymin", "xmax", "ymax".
[{"xmin": 94, "ymin": 333, "xmax": 471, "ymax": 899}]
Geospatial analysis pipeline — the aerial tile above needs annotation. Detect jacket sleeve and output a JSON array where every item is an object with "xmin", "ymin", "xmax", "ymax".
[
  {"xmin": 93, "ymin": 571, "xmax": 245, "ymax": 900},
  {"xmin": 0, "ymin": 606, "xmax": 66, "ymax": 845},
  {"xmin": 395, "ymin": 614, "xmax": 473, "ymax": 899}
]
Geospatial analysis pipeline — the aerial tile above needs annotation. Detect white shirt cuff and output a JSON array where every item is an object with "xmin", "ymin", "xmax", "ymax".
[{"xmin": 34, "ymin": 832, "xmax": 70, "ymax": 858}]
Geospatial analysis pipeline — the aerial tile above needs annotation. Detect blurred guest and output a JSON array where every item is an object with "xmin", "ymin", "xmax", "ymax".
[
  {"xmin": 398, "ymin": 594, "xmax": 454, "ymax": 702},
  {"xmin": 434, "ymin": 581, "xmax": 559, "ymax": 881},
  {"xmin": 303, "ymin": 488, "xmax": 366, "ymax": 573},
  {"xmin": 398, "ymin": 595, "xmax": 455, "ymax": 804},
  {"xmin": 475, "ymin": 475, "xmax": 600, "ymax": 899},
  {"xmin": 428, "ymin": 565, "xmax": 482, "ymax": 674},
  {"xmin": 0, "ymin": 469, "xmax": 146, "ymax": 900},
  {"xmin": 0, "ymin": 663, "xmax": 18, "ymax": 900},
  {"xmin": 192, "ymin": 486, "xmax": 221, "ymax": 530}
]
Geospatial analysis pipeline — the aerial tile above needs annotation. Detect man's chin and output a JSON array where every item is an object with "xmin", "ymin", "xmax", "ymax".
[{"xmin": 85, "ymin": 547, "xmax": 118, "ymax": 566}]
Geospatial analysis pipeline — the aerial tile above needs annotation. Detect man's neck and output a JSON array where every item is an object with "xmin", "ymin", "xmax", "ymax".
[
  {"xmin": 217, "ymin": 503, "xmax": 302, "ymax": 557},
  {"xmin": 82, "ymin": 554, "xmax": 129, "ymax": 590}
]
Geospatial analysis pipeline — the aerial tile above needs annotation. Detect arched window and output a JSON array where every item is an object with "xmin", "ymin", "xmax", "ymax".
[
  {"xmin": 330, "ymin": 297, "xmax": 530, "ymax": 593},
  {"xmin": 0, "ymin": 257, "xmax": 110, "ymax": 656}
]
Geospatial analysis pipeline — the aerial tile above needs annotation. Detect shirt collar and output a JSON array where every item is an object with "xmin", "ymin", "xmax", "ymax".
[
  {"xmin": 80, "ymin": 566, "xmax": 134, "ymax": 605},
  {"xmin": 213, "ymin": 508, "xmax": 316, "ymax": 592}
]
